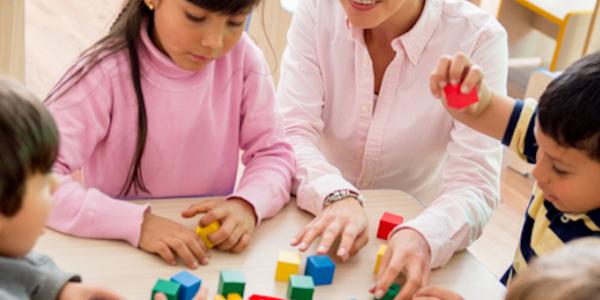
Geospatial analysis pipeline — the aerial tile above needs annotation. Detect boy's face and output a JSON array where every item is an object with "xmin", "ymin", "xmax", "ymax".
[
  {"xmin": 532, "ymin": 125, "xmax": 600, "ymax": 214},
  {"xmin": 0, "ymin": 173, "xmax": 58, "ymax": 257}
]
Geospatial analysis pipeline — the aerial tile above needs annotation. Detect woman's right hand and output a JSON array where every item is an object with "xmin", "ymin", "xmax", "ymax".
[
  {"xmin": 291, "ymin": 197, "xmax": 369, "ymax": 261},
  {"xmin": 139, "ymin": 212, "xmax": 209, "ymax": 269},
  {"xmin": 429, "ymin": 53, "xmax": 493, "ymax": 118}
]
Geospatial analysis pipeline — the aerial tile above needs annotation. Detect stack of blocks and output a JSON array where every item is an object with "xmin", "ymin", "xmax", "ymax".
[
  {"xmin": 376, "ymin": 212, "xmax": 404, "ymax": 240},
  {"xmin": 196, "ymin": 221, "xmax": 220, "ymax": 249},
  {"xmin": 151, "ymin": 270, "xmax": 202, "ymax": 300},
  {"xmin": 218, "ymin": 270, "xmax": 245, "ymax": 298},
  {"xmin": 304, "ymin": 255, "xmax": 335, "ymax": 285},
  {"xmin": 375, "ymin": 283, "xmax": 400, "ymax": 300},
  {"xmin": 275, "ymin": 251, "xmax": 301, "ymax": 282},
  {"xmin": 374, "ymin": 244, "xmax": 387, "ymax": 274},
  {"xmin": 287, "ymin": 275, "xmax": 315, "ymax": 300}
]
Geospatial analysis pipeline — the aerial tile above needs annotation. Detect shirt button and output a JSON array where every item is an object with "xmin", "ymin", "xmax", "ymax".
[
  {"xmin": 561, "ymin": 215, "xmax": 569, "ymax": 223},
  {"xmin": 361, "ymin": 105, "xmax": 369, "ymax": 113}
]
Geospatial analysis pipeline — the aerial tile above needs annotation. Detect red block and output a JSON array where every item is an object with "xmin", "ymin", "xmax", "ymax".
[
  {"xmin": 377, "ymin": 212, "xmax": 404, "ymax": 240},
  {"xmin": 443, "ymin": 84, "xmax": 479, "ymax": 109},
  {"xmin": 249, "ymin": 295, "xmax": 284, "ymax": 300}
]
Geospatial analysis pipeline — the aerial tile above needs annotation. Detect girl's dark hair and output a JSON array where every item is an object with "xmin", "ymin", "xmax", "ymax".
[
  {"xmin": 0, "ymin": 77, "xmax": 59, "ymax": 217},
  {"xmin": 538, "ymin": 52, "xmax": 600, "ymax": 162},
  {"xmin": 45, "ymin": 0, "xmax": 261, "ymax": 196}
]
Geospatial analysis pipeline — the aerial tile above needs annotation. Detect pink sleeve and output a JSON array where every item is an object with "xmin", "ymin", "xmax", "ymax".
[
  {"xmin": 396, "ymin": 26, "xmax": 508, "ymax": 268},
  {"xmin": 228, "ymin": 40, "xmax": 296, "ymax": 223},
  {"xmin": 277, "ymin": 0, "xmax": 359, "ymax": 216},
  {"xmin": 46, "ymin": 66, "xmax": 149, "ymax": 246}
]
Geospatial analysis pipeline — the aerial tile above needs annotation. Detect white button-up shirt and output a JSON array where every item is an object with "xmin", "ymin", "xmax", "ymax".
[{"xmin": 277, "ymin": 0, "xmax": 507, "ymax": 267}]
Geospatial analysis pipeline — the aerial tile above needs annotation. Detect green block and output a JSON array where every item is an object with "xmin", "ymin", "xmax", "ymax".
[
  {"xmin": 287, "ymin": 275, "xmax": 314, "ymax": 300},
  {"xmin": 151, "ymin": 279, "xmax": 181, "ymax": 300},
  {"xmin": 218, "ymin": 270, "xmax": 246, "ymax": 297},
  {"xmin": 375, "ymin": 283, "xmax": 400, "ymax": 300}
]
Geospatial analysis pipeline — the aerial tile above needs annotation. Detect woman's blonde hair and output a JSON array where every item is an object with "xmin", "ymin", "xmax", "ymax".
[{"xmin": 505, "ymin": 237, "xmax": 600, "ymax": 300}]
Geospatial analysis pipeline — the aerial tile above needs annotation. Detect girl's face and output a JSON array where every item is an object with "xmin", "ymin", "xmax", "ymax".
[{"xmin": 150, "ymin": 0, "xmax": 249, "ymax": 70}]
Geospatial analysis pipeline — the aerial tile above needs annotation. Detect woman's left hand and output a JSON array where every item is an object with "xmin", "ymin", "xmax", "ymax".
[
  {"xmin": 182, "ymin": 198, "xmax": 257, "ymax": 253},
  {"xmin": 370, "ymin": 228, "xmax": 432, "ymax": 300}
]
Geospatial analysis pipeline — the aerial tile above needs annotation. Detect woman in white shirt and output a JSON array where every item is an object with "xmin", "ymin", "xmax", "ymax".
[{"xmin": 277, "ymin": 0, "xmax": 507, "ymax": 298}]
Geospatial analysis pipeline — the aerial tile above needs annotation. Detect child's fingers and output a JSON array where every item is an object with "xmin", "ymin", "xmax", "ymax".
[
  {"xmin": 154, "ymin": 240, "xmax": 177, "ymax": 266},
  {"xmin": 459, "ymin": 65, "xmax": 483, "ymax": 95},
  {"xmin": 316, "ymin": 221, "xmax": 343, "ymax": 255},
  {"xmin": 218, "ymin": 226, "xmax": 244, "ymax": 251},
  {"xmin": 415, "ymin": 286, "xmax": 464, "ymax": 300},
  {"xmin": 208, "ymin": 218, "xmax": 235, "ymax": 245},
  {"xmin": 154, "ymin": 293, "xmax": 167, "ymax": 300},
  {"xmin": 186, "ymin": 233, "xmax": 210, "ymax": 265},
  {"xmin": 166, "ymin": 236, "xmax": 199, "ymax": 269},
  {"xmin": 193, "ymin": 286, "xmax": 209, "ymax": 300},
  {"xmin": 231, "ymin": 234, "xmax": 251, "ymax": 253},
  {"xmin": 198, "ymin": 204, "xmax": 229, "ymax": 226},
  {"xmin": 181, "ymin": 200, "xmax": 219, "ymax": 218},
  {"xmin": 448, "ymin": 53, "xmax": 470, "ymax": 85}
]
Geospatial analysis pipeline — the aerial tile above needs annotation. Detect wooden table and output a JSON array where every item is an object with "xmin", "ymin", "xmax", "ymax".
[{"xmin": 35, "ymin": 190, "xmax": 506, "ymax": 299}]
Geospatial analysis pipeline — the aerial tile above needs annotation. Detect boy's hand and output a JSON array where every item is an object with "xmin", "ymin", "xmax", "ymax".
[
  {"xmin": 139, "ymin": 212, "xmax": 210, "ymax": 269},
  {"xmin": 414, "ymin": 286, "xmax": 465, "ymax": 300},
  {"xmin": 59, "ymin": 283, "xmax": 123, "ymax": 300},
  {"xmin": 291, "ymin": 198, "xmax": 369, "ymax": 261},
  {"xmin": 429, "ymin": 53, "xmax": 493, "ymax": 117},
  {"xmin": 182, "ymin": 198, "xmax": 257, "ymax": 253},
  {"xmin": 370, "ymin": 229, "xmax": 431, "ymax": 300},
  {"xmin": 154, "ymin": 285, "xmax": 208, "ymax": 300}
]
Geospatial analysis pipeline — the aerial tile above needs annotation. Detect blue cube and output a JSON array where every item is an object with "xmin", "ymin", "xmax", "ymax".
[
  {"xmin": 170, "ymin": 271, "xmax": 202, "ymax": 300},
  {"xmin": 304, "ymin": 255, "xmax": 335, "ymax": 285}
]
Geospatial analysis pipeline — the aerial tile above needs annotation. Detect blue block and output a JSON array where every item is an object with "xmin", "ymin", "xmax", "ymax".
[
  {"xmin": 304, "ymin": 255, "xmax": 335, "ymax": 285},
  {"xmin": 170, "ymin": 271, "xmax": 202, "ymax": 300}
]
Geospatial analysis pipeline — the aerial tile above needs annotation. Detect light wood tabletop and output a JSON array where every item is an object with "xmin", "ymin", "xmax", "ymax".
[{"xmin": 34, "ymin": 190, "xmax": 506, "ymax": 299}]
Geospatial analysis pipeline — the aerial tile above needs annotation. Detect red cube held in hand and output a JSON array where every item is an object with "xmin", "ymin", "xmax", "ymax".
[
  {"xmin": 443, "ymin": 84, "xmax": 479, "ymax": 109},
  {"xmin": 377, "ymin": 212, "xmax": 404, "ymax": 240}
]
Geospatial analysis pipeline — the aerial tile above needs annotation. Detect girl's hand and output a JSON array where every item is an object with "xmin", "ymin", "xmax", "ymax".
[
  {"xmin": 154, "ymin": 285, "xmax": 208, "ymax": 300},
  {"xmin": 182, "ymin": 198, "xmax": 257, "ymax": 253},
  {"xmin": 59, "ymin": 283, "xmax": 123, "ymax": 300},
  {"xmin": 139, "ymin": 212, "xmax": 210, "ymax": 269},
  {"xmin": 291, "ymin": 198, "xmax": 369, "ymax": 261},
  {"xmin": 370, "ymin": 229, "xmax": 431, "ymax": 300},
  {"xmin": 429, "ymin": 53, "xmax": 493, "ymax": 117},
  {"xmin": 414, "ymin": 286, "xmax": 465, "ymax": 300}
]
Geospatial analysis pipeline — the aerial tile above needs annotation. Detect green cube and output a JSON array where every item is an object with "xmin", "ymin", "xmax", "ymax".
[
  {"xmin": 375, "ymin": 283, "xmax": 400, "ymax": 300},
  {"xmin": 218, "ymin": 270, "xmax": 246, "ymax": 297},
  {"xmin": 151, "ymin": 279, "xmax": 181, "ymax": 300},
  {"xmin": 287, "ymin": 275, "xmax": 314, "ymax": 300}
]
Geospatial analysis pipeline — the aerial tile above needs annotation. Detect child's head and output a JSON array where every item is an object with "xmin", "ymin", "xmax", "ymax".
[
  {"xmin": 505, "ymin": 237, "xmax": 600, "ymax": 300},
  {"xmin": 532, "ymin": 52, "xmax": 600, "ymax": 214},
  {"xmin": 0, "ymin": 77, "xmax": 60, "ymax": 257},
  {"xmin": 47, "ymin": 0, "xmax": 262, "ymax": 197}
]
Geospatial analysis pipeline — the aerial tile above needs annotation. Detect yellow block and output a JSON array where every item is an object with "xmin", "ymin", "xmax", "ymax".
[
  {"xmin": 214, "ymin": 295, "xmax": 226, "ymax": 300},
  {"xmin": 196, "ymin": 221, "xmax": 220, "ymax": 249},
  {"xmin": 227, "ymin": 294, "xmax": 242, "ymax": 300},
  {"xmin": 374, "ymin": 244, "xmax": 387, "ymax": 274},
  {"xmin": 275, "ymin": 250, "xmax": 301, "ymax": 282}
]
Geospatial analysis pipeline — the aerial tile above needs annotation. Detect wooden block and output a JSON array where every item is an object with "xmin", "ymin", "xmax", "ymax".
[
  {"xmin": 275, "ymin": 251, "xmax": 301, "ymax": 282},
  {"xmin": 214, "ymin": 296, "xmax": 226, "ymax": 300},
  {"xmin": 195, "ymin": 221, "xmax": 220, "ymax": 249},
  {"xmin": 287, "ymin": 275, "xmax": 314, "ymax": 300},
  {"xmin": 227, "ymin": 294, "xmax": 242, "ymax": 300},
  {"xmin": 152, "ymin": 279, "xmax": 181, "ymax": 300},
  {"xmin": 375, "ymin": 283, "xmax": 401, "ymax": 300},
  {"xmin": 304, "ymin": 255, "xmax": 335, "ymax": 285},
  {"xmin": 218, "ymin": 270, "xmax": 245, "ymax": 297},
  {"xmin": 248, "ymin": 294, "xmax": 285, "ymax": 300},
  {"xmin": 170, "ymin": 271, "xmax": 201, "ymax": 300},
  {"xmin": 443, "ymin": 84, "xmax": 479, "ymax": 109},
  {"xmin": 376, "ymin": 212, "xmax": 404, "ymax": 240},
  {"xmin": 374, "ymin": 244, "xmax": 387, "ymax": 274}
]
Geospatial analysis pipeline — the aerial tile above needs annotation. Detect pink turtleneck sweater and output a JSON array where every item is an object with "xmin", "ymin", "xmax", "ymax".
[{"xmin": 46, "ymin": 27, "xmax": 295, "ymax": 246}]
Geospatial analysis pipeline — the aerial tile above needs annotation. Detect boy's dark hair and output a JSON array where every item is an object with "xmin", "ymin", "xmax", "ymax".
[
  {"xmin": 538, "ymin": 52, "xmax": 600, "ymax": 162},
  {"xmin": 0, "ymin": 77, "xmax": 59, "ymax": 217},
  {"xmin": 45, "ymin": 0, "xmax": 262, "ymax": 197}
]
